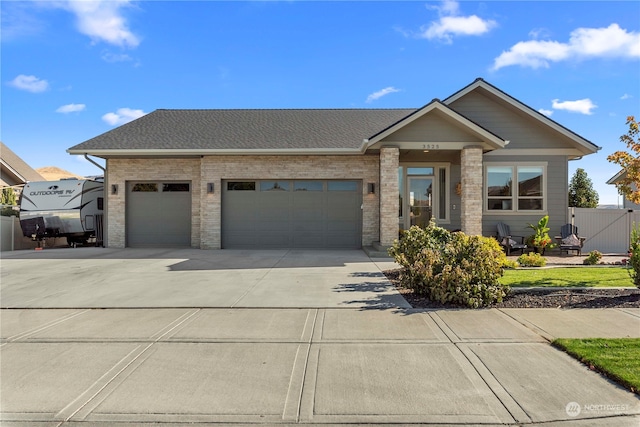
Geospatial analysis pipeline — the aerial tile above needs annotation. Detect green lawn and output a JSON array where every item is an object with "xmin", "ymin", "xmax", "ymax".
[
  {"xmin": 553, "ymin": 338, "xmax": 640, "ymax": 394},
  {"xmin": 500, "ymin": 267, "xmax": 633, "ymax": 288}
]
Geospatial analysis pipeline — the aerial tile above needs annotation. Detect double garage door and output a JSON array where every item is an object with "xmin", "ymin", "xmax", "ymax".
[{"xmin": 222, "ymin": 180, "xmax": 362, "ymax": 249}]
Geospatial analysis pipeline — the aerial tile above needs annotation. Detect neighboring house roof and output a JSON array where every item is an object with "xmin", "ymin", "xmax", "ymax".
[
  {"xmin": 444, "ymin": 78, "xmax": 601, "ymax": 156},
  {"xmin": 1, "ymin": 142, "xmax": 45, "ymax": 187},
  {"xmin": 68, "ymin": 109, "xmax": 415, "ymax": 156},
  {"xmin": 606, "ymin": 169, "xmax": 626, "ymax": 185}
]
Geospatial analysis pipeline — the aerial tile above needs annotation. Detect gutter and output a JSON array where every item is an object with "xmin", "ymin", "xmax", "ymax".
[{"xmin": 83, "ymin": 154, "xmax": 106, "ymax": 172}]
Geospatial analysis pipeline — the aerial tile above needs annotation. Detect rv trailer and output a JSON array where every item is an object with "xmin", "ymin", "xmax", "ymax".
[{"xmin": 19, "ymin": 179, "xmax": 104, "ymax": 247}]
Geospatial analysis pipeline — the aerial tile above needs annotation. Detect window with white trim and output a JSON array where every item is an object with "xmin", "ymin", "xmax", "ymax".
[{"xmin": 486, "ymin": 164, "xmax": 545, "ymax": 212}]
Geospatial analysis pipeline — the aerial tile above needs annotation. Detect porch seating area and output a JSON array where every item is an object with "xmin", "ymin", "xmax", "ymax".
[
  {"xmin": 496, "ymin": 222, "xmax": 528, "ymax": 255},
  {"xmin": 556, "ymin": 224, "xmax": 586, "ymax": 256}
]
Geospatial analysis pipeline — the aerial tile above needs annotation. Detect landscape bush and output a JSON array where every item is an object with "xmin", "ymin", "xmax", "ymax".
[
  {"xmin": 502, "ymin": 258, "xmax": 519, "ymax": 269},
  {"xmin": 388, "ymin": 222, "xmax": 510, "ymax": 308},
  {"xmin": 583, "ymin": 250, "xmax": 603, "ymax": 265},
  {"xmin": 517, "ymin": 252, "xmax": 547, "ymax": 267}
]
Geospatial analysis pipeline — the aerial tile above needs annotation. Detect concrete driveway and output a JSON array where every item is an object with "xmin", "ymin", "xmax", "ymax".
[
  {"xmin": 1, "ymin": 247, "xmax": 639, "ymax": 425},
  {"xmin": 0, "ymin": 247, "xmax": 409, "ymax": 308}
]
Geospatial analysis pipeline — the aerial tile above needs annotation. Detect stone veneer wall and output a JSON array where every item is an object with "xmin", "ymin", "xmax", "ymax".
[
  {"xmin": 460, "ymin": 146, "xmax": 483, "ymax": 236},
  {"xmin": 200, "ymin": 155, "xmax": 380, "ymax": 249},
  {"xmin": 379, "ymin": 147, "xmax": 399, "ymax": 246},
  {"xmin": 107, "ymin": 158, "xmax": 201, "ymax": 248},
  {"xmin": 107, "ymin": 155, "xmax": 380, "ymax": 249}
]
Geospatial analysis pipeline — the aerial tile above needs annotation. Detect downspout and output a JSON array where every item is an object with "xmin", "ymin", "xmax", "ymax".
[
  {"xmin": 84, "ymin": 154, "xmax": 107, "ymax": 247},
  {"xmin": 84, "ymin": 154, "xmax": 106, "ymax": 173}
]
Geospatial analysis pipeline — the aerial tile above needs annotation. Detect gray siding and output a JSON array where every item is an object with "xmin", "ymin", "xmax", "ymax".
[
  {"xmin": 449, "ymin": 91, "xmax": 579, "ymax": 150},
  {"xmin": 384, "ymin": 112, "xmax": 483, "ymax": 143}
]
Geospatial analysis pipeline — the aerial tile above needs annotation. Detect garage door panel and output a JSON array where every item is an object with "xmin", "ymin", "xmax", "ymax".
[
  {"xmin": 222, "ymin": 180, "xmax": 361, "ymax": 249},
  {"xmin": 126, "ymin": 182, "xmax": 191, "ymax": 247}
]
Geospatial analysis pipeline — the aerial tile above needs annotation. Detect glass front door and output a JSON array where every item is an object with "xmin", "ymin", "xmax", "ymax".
[{"xmin": 408, "ymin": 177, "xmax": 433, "ymax": 228}]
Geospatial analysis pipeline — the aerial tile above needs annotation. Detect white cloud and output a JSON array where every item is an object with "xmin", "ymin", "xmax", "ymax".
[
  {"xmin": 366, "ymin": 87, "xmax": 400, "ymax": 103},
  {"xmin": 101, "ymin": 51, "xmax": 133, "ymax": 63},
  {"xmin": 551, "ymin": 98, "xmax": 597, "ymax": 115},
  {"xmin": 538, "ymin": 108, "xmax": 553, "ymax": 117},
  {"xmin": 420, "ymin": 0, "xmax": 496, "ymax": 43},
  {"xmin": 56, "ymin": 103, "xmax": 86, "ymax": 113},
  {"xmin": 8, "ymin": 74, "xmax": 49, "ymax": 93},
  {"xmin": 60, "ymin": 0, "xmax": 140, "ymax": 48},
  {"xmin": 102, "ymin": 108, "xmax": 146, "ymax": 126},
  {"xmin": 621, "ymin": 93, "xmax": 633, "ymax": 100},
  {"xmin": 492, "ymin": 23, "xmax": 640, "ymax": 70}
]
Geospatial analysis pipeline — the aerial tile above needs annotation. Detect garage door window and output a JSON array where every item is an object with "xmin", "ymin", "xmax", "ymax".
[
  {"xmin": 328, "ymin": 181, "xmax": 358, "ymax": 191},
  {"xmin": 294, "ymin": 181, "xmax": 322, "ymax": 191},
  {"xmin": 227, "ymin": 182, "xmax": 256, "ymax": 191},
  {"xmin": 163, "ymin": 183, "xmax": 190, "ymax": 192},
  {"xmin": 132, "ymin": 183, "xmax": 158, "ymax": 192},
  {"xmin": 260, "ymin": 181, "xmax": 289, "ymax": 191}
]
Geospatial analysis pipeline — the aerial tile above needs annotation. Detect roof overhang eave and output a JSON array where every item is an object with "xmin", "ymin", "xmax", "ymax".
[{"xmin": 66, "ymin": 147, "xmax": 368, "ymax": 157}]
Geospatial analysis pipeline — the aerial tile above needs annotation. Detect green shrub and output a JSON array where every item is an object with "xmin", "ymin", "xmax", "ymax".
[
  {"xmin": 629, "ymin": 223, "xmax": 640, "ymax": 288},
  {"xmin": 517, "ymin": 252, "xmax": 547, "ymax": 267},
  {"xmin": 388, "ymin": 222, "xmax": 451, "ymax": 288},
  {"xmin": 389, "ymin": 223, "xmax": 510, "ymax": 308},
  {"xmin": 583, "ymin": 250, "xmax": 603, "ymax": 265},
  {"xmin": 503, "ymin": 258, "xmax": 519, "ymax": 269}
]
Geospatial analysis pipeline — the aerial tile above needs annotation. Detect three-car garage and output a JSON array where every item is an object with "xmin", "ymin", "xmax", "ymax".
[{"xmin": 125, "ymin": 179, "xmax": 363, "ymax": 249}]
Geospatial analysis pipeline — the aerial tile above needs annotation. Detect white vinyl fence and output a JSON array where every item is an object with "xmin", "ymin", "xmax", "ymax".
[
  {"xmin": 571, "ymin": 208, "xmax": 640, "ymax": 254},
  {"xmin": 0, "ymin": 214, "xmax": 39, "ymax": 251}
]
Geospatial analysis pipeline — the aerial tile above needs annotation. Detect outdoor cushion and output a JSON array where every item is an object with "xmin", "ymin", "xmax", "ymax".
[{"xmin": 562, "ymin": 234, "xmax": 581, "ymax": 247}]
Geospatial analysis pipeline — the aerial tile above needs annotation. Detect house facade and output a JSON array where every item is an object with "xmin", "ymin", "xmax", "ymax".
[
  {"xmin": 607, "ymin": 170, "xmax": 640, "ymax": 210},
  {"xmin": 67, "ymin": 78, "xmax": 600, "ymax": 249},
  {"xmin": 1, "ymin": 142, "xmax": 45, "ymax": 196}
]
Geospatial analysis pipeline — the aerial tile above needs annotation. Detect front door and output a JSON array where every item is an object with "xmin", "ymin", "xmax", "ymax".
[{"xmin": 408, "ymin": 177, "xmax": 433, "ymax": 228}]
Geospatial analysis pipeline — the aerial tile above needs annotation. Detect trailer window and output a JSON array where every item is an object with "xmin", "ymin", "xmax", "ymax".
[
  {"xmin": 163, "ymin": 183, "xmax": 190, "ymax": 192},
  {"xmin": 97, "ymin": 197, "xmax": 104, "ymax": 210},
  {"xmin": 132, "ymin": 183, "xmax": 158, "ymax": 192}
]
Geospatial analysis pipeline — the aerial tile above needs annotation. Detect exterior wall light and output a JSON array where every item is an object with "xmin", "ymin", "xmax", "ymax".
[
  {"xmin": 111, "ymin": 184, "xmax": 118, "ymax": 195},
  {"xmin": 367, "ymin": 183, "xmax": 375, "ymax": 194},
  {"xmin": 207, "ymin": 183, "xmax": 215, "ymax": 194}
]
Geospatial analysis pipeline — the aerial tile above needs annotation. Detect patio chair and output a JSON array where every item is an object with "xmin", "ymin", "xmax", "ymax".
[
  {"xmin": 496, "ymin": 222, "xmax": 527, "ymax": 255},
  {"xmin": 558, "ymin": 224, "xmax": 585, "ymax": 256}
]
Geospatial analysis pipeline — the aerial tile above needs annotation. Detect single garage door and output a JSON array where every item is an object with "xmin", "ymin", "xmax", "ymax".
[
  {"xmin": 222, "ymin": 180, "xmax": 362, "ymax": 249},
  {"xmin": 126, "ymin": 181, "xmax": 191, "ymax": 247}
]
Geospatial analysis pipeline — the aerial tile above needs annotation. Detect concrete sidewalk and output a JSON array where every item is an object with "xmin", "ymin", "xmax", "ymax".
[
  {"xmin": 2, "ymin": 307, "xmax": 639, "ymax": 425},
  {"xmin": 1, "ymin": 248, "xmax": 639, "ymax": 425}
]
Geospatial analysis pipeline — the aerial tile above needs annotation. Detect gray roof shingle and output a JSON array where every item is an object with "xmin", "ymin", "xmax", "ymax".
[{"xmin": 69, "ymin": 109, "xmax": 417, "ymax": 152}]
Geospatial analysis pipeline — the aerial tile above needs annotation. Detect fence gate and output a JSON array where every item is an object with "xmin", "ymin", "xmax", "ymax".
[{"xmin": 570, "ymin": 208, "xmax": 639, "ymax": 254}]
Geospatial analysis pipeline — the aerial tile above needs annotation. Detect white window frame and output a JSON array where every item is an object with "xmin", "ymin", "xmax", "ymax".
[{"xmin": 484, "ymin": 162, "xmax": 547, "ymax": 215}]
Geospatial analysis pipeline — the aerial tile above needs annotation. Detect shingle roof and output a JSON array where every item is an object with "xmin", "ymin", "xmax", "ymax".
[
  {"xmin": 1, "ymin": 142, "xmax": 45, "ymax": 185},
  {"xmin": 68, "ymin": 109, "xmax": 416, "ymax": 152}
]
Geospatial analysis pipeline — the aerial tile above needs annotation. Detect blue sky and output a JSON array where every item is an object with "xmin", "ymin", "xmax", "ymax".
[{"xmin": 2, "ymin": 0, "xmax": 639, "ymax": 205}]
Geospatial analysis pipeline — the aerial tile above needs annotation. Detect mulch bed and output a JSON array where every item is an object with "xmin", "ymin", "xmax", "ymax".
[{"xmin": 383, "ymin": 269, "xmax": 640, "ymax": 309}]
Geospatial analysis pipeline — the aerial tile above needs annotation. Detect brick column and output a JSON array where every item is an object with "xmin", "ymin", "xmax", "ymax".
[
  {"xmin": 380, "ymin": 147, "xmax": 399, "ymax": 246},
  {"xmin": 461, "ymin": 146, "xmax": 483, "ymax": 236}
]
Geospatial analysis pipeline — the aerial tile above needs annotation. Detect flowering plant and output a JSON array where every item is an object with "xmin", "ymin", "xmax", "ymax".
[{"xmin": 526, "ymin": 215, "xmax": 556, "ymax": 254}]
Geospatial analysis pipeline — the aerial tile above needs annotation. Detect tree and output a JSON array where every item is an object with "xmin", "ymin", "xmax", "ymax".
[
  {"xmin": 568, "ymin": 168, "xmax": 599, "ymax": 208},
  {"xmin": 1, "ymin": 187, "xmax": 18, "ymax": 216},
  {"xmin": 1, "ymin": 187, "xmax": 17, "ymax": 205},
  {"xmin": 607, "ymin": 116, "xmax": 640, "ymax": 204}
]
